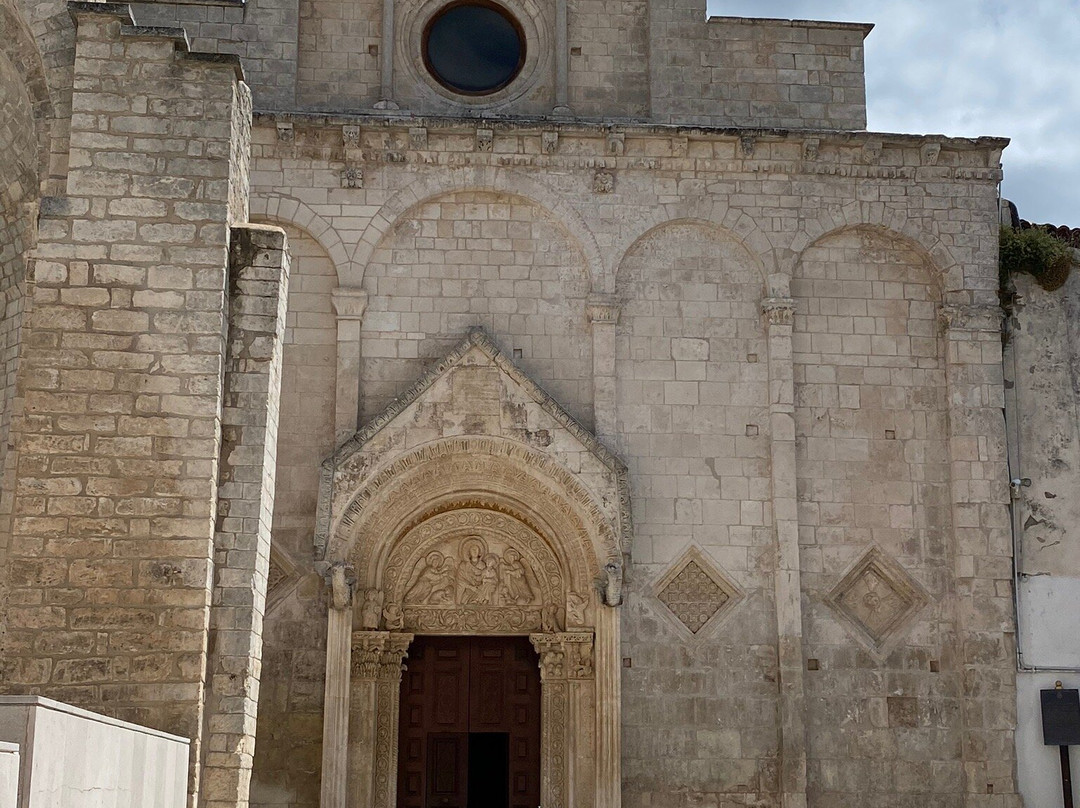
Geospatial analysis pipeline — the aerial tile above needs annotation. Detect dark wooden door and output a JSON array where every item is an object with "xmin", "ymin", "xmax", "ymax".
[{"xmin": 398, "ymin": 636, "xmax": 540, "ymax": 808}]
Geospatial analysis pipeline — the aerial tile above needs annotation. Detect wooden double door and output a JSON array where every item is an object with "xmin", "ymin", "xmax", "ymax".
[{"xmin": 398, "ymin": 636, "xmax": 541, "ymax": 808}]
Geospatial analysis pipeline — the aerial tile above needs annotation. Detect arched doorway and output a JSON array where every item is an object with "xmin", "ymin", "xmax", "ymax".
[{"xmin": 314, "ymin": 331, "xmax": 630, "ymax": 808}]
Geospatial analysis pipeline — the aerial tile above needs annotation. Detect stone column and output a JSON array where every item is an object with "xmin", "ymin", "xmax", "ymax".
[
  {"xmin": 553, "ymin": 0, "xmax": 571, "ymax": 115},
  {"xmin": 347, "ymin": 630, "xmax": 412, "ymax": 808},
  {"xmin": 331, "ymin": 288, "xmax": 367, "ymax": 443},
  {"xmin": 593, "ymin": 604, "xmax": 621, "ymax": 808},
  {"xmin": 373, "ymin": 634, "xmax": 412, "ymax": 808},
  {"xmin": 564, "ymin": 633, "xmax": 596, "ymax": 808},
  {"xmin": 587, "ymin": 298, "xmax": 620, "ymax": 446},
  {"xmin": 939, "ymin": 303, "xmax": 1022, "ymax": 808},
  {"xmin": 762, "ymin": 297, "xmax": 808, "ymax": 808},
  {"xmin": 531, "ymin": 633, "xmax": 571, "ymax": 808},
  {"xmin": 200, "ymin": 225, "xmax": 291, "ymax": 808},
  {"xmin": 375, "ymin": 0, "xmax": 398, "ymax": 109},
  {"xmin": 321, "ymin": 566, "xmax": 354, "ymax": 808}
]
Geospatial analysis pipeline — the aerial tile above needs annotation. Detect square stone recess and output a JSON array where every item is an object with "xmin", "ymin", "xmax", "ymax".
[
  {"xmin": 652, "ymin": 546, "xmax": 744, "ymax": 641},
  {"xmin": 824, "ymin": 545, "xmax": 931, "ymax": 656}
]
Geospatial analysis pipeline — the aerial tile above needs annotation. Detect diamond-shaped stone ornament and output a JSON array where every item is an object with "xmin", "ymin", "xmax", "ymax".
[
  {"xmin": 654, "ymin": 547, "xmax": 743, "ymax": 638},
  {"xmin": 825, "ymin": 546, "xmax": 930, "ymax": 653}
]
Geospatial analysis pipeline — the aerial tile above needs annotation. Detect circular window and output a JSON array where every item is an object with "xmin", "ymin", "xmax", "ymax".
[{"xmin": 423, "ymin": 2, "xmax": 525, "ymax": 96}]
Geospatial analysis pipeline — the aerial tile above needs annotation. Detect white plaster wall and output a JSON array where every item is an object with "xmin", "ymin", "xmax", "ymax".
[
  {"xmin": 0, "ymin": 697, "xmax": 188, "ymax": 808},
  {"xmin": 1017, "ymin": 674, "xmax": 1080, "ymax": 808},
  {"xmin": 1007, "ymin": 268, "xmax": 1080, "ymax": 808}
]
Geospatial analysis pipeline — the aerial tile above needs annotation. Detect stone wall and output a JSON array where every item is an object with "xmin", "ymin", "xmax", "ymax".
[
  {"xmin": 0, "ymin": 7, "xmax": 289, "ymax": 806},
  {"xmin": 134, "ymin": 0, "xmax": 868, "ymax": 129},
  {"xmin": 245, "ymin": 117, "xmax": 1017, "ymax": 807}
]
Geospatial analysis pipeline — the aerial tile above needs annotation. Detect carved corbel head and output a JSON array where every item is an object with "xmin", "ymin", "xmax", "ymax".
[{"xmin": 600, "ymin": 561, "xmax": 623, "ymax": 607}]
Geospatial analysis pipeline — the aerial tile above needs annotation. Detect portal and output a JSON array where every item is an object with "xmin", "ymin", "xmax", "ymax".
[{"xmin": 397, "ymin": 636, "xmax": 541, "ymax": 808}]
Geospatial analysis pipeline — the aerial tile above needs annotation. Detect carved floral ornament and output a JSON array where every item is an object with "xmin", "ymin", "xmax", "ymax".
[{"xmin": 824, "ymin": 545, "xmax": 931, "ymax": 655}]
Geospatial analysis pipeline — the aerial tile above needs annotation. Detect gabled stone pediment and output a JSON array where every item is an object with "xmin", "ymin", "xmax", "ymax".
[{"xmin": 315, "ymin": 328, "xmax": 631, "ymax": 565}]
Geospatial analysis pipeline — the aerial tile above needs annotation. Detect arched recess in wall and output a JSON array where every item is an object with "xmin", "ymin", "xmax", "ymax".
[
  {"xmin": 788, "ymin": 203, "xmax": 964, "ymax": 298},
  {"xmin": 612, "ymin": 217, "xmax": 770, "ymax": 573},
  {"xmin": 614, "ymin": 217, "xmax": 777, "ymax": 799},
  {"xmin": 245, "ymin": 217, "xmax": 338, "ymax": 808},
  {"xmin": 350, "ymin": 166, "xmax": 604, "ymax": 288},
  {"xmin": 358, "ymin": 186, "xmax": 597, "ymax": 429},
  {"xmin": 1, "ymin": 0, "xmax": 53, "ymax": 192},
  {"xmin": 791, "ymin": 225, "xmax": 956, "ymax": 799},
  {"xmin": 608, "ymin": 201, "xmax": 775, "ymax": 295}
]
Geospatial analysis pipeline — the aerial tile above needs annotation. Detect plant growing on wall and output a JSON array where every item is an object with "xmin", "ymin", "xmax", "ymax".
[{"xmin": 1000, "ymin": 225, "xmax": 1077, "ymax": 292}]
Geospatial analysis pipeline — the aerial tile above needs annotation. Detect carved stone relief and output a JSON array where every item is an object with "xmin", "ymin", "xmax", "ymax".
[
  {"xmin": 824, "ymin": 546, "xmax": 930, "ymax": 653},
  {"xmin": 652, "ymin": 546, "xmax": 744, "ymax": 639},
  {"xmin": 384, "ymin": 508, "xmax": 565, "ymax": 633}
]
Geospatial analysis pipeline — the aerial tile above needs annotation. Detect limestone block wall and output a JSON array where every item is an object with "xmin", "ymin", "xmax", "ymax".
[
  {"xmin": 244, "ymin": 117, "xmax": 1017, "ymax": 808},
  {"xmin": 649, "ymin": 13, "xmax": 870, "ymax": 129},
  {"xmin": 201, "ymin": 226, "xmax": 290, "ymax": 808},
  {"xmin": 133, "ymin": 0, "xmax": 299, "ymax": 110},
  {"xmin": 133, "ymin": 0, "xmax": 868, "ymax": 128},
  {"xmin": 0, "ymin": 6, "xmax": 267, "ymax": 805}
]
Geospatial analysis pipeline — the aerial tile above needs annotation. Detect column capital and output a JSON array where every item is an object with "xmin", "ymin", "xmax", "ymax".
[
  {"xmin": 938, "ymin": 302, "xmax": 1002, "ymax": 334},
  {"xmin": 349, "ymin": 630, "xmax": 414, "ymax": 681},
  {"xmin": 587, "ymin": 296, "xmax": 621, "ymax": 325},
  {"xmin": 530, "ymin": 632, "xmax": 595, "ymax": 680},
  {"xmin": 762, "ymin": 297, "xmax": 797, "ymax": 328},
  {"xmin": 331, "ymin": 287, "xmax": 369, "ymax": 321}
]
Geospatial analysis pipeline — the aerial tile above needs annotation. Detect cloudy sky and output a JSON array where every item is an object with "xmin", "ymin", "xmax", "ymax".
[{"xmin": 708, "ymin": 0, "xmax": 1080, "ymax": 225}]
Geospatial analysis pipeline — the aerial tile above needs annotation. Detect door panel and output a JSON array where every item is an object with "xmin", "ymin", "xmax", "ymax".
[
  {"xmin": 398, "ymin": 636, "xmax": 540, "ymax": 808},
  {"xmin": 427, "ymin": 733, "xmax": 467, "ymax": 808}
]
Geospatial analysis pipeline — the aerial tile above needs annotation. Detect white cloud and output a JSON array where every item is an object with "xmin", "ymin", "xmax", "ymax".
[{"xmin": 706, "ymin": 0, "xmax": 1080, "ymax": 224}]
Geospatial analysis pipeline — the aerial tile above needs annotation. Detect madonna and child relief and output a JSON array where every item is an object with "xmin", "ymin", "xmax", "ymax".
[
  {"xmin": 375, "ymin": 508, "xmax": 580, "ymax": 633},
  {"xmin": 404, "ymin": 537, "xmax": 536, "ymax": 607}
]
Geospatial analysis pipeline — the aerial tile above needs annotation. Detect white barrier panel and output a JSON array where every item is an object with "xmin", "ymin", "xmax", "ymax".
[
  {"xmin": 0, "ymin": 697, "xmax": 188, "ymax": 808},
  {"xmin": 0, "ymin": 741, "xmax": 19, "ymax": 807}
]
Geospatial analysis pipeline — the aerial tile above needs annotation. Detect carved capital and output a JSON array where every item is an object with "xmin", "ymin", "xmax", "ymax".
[
  {"xmin": 530, "ymin": 632, "xmax": 595, "ymax": 681},
  {"xmin": 530, "ymin": 633, "xmax": 568, "ymax": 680},
  {"xmin": 761, "ymin": 297, "xmax": 797, "ymax": 328},
  {"xmin": 380, "ymin": 633, "xmax": 414, "ymax": 681},
  {"xmin": 938, "ymin": 302, "xmax": 1003, "ymax": 335},
  {"xmin": 587, "ymin": 298, "xmax": 620, "ymax": 326},
  {"xmin": 342, "ymin": 124, "xmax": 361, "ymax": 148},
  {"xmin": 476, "ymin": 128, "xmax": 493, "ymax": 152},
  {"xmin": 351, "ymin": 631, "xmax": 388, "ymax": 679},
  {"xmin": 276, "ymin": 122, "xmax": 294, "ymax": 143},
  {"xmin": 542, "ymin": 130, "xmax": 559, "ymax": 154},
  {"xmin": 332, "ymin": 288, "xmax": 369, "ymax": 321}
]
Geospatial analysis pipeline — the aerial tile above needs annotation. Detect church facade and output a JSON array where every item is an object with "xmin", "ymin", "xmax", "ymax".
[{"xmin": 0, "ymin": 1, "xmax": 1026, "ymax": 807}]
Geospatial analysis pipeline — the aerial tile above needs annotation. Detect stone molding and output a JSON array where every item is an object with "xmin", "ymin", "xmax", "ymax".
[{"xmin": 315, "ymin": 327, "xmax": 632, "ymax": 560}]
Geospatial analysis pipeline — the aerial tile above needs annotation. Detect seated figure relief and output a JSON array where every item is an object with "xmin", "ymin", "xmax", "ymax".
[{"xmin": 403, "ymin": 535, "xmax": 539, "ymax": 608}]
